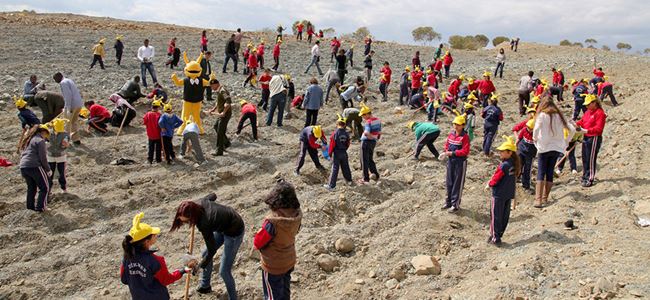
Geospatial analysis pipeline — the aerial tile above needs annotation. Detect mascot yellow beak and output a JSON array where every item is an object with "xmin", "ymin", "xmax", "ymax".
[{"xmin": 183, "ymin": 51, "xmax": 204, "ymax": 79}]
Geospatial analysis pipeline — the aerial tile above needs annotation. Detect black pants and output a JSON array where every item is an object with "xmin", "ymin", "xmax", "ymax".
[
  {"xmin": 444, "ymin": 65, "xmax": 450, "ymax": 78},
  {"xmin": 237, "ymin": 112, "xmax": 258, "ymax": 140},
  {"xmin": 162, "ymin": 136, "xmax": 175, "ymax": 161},
  {"xmin": 304, "ymin": 109, "xmax": 318, "ymax": 127},
  {"xmin": 262, "ymin": 268, "xmax": 292, "ymax": 300},
  {"xmin": 573, "ymin": 99, "xmax": 586, "ymax": 120},
  {"xmin": 360, "ymin": 140, "xmax": 379, "ymax": 182},
  {"xmin": 482, "ymin": 126, "xmax": 497, "ymax": 155},
  {"xmin": 480, "ymin": 93, "xmax": 490, "ymax": 107},
  {"xmin": 328, "ymin": 151, "xmax": 352, "ymax": 188},
  {"xmin": 21, "ymin": 167, "xmax": 50, "ymax": 211},
  {"xmin": 213, "ymin": 116, "xmax": 231, "ymax": 154},
  {"xmin": 517, "ymin": 146, "xmax": 537, "ymax": 189},
  {"xmin": 495, "ymin": 62, "xmax": 504, "ymax": 78},
  {"xmin": 557, "ymin": 140, "xmax": 577, "ymax": 172},
  {"xmin": 399, "ymin": 85, "xmax": 410, "ymax": 105},
  {"xmin": 582, "ymin": 136, "xmax": 602, "ymax": 184},
  {"xmin": 260, "ymin": 89, "xmax": 270, "ymax": 111},
  {"xmin": 90, "ymin": 54, "xmax": 105, "ymax": 69},
  {"xmin": 489, "ymin": 197, "xmax": 511, "ymax": 243},
  {"xmin": 148, "ymin": 139, "xmax": 162, "ymax": 163},
  {"xmin": 599, "ymin": 85, "xmax": 618, "ymax": 105},
  {"xmin": 340, "ymin": 95, "xmax": 353, "ymax": 109},
  {"xmin": 111, "ymin": 107, "xmax": 136, "ymax": 127},
  {"xmin": 295, "ymin": 140, "xmax": 322, "ymax": 173},
  {"xmin": 379, "ymin": 82, "xmax": 388, "ymax": 101},
  {"xmin": 272, "ymin": 56, "xmax": 280, "ymax": 70},
  {"xmin": 346, "ymin": 115, "xmax": 363, "ymax": 139},
  {"xmin": 414, "ymin": 131, "xmax": 440, "ymax": 159},
  {"xmin": 204, "ymin": 86, "xmax": 212, "ymax": 101},
  {"xmin": 297, "ymin": 31, "xmax": 303, "ymax": 40},
  {"xmin": 445, "ymin": 159, "xmax": 467, "ymax": 208},
  {"xmin": 244, "ymin": 68, "xmax": 257, "ymax": 85},
  {"xmin": 89, "ymin": 117, "xmax": 108, "ymax": 133},
  {"xmin": 518, "ymin": 90, "xmax": 530, "ymax": 115},
  {"xmin": 223, "ymin": 53, "xmax": 238, "ymax": 72},
  {"xmin": 116, "ymin": 50, "xmax": 123, "ymax": 65},
  {"xmin": 257, "ymin": 54, "xmax": 264, "ymax": 69},
  {"xmin": 337, "ymin": 69, "xmax": 346, "ymax": 85},
  {"xmin": 48, "ymin": 162, "xmax": 66, "ymax": 190}
]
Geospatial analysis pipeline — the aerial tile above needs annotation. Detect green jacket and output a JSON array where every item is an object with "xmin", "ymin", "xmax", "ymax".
[{"xmin": 413, "ymin": 122, "xmax": 440, "ymax": 141}]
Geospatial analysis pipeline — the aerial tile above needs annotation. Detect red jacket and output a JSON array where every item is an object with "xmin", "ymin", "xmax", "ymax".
[
  {"xmin": 167, "ymin": 40, "xmax": 175, "ymax": 55},
  {"xmin": 552, "ymin": 71, "xmax": 562, "ymax": 85},
  {"xmin": 597, "ymin": 82, "xmax": 612, "ymax": 96},
  {"xmin": 380, "ymin": 66, "xmax": 392, "ymax": 84},
  {"xmin": 448, "ymin": 79, "xmax": 462, "ymax": 96},
  {"xmin": 468, "ymin": 81, "xmax": 479, "ymax": 91},
  {"xmin": 426, "ymin": 74, "xmax": 436, "ymax": 86},
  {"xmin": 411, "ymin": 71, "xmax": 423, "ymax": 88},
  {"xmin": 307, "ymin": 28, "xmax": 314, "ymax": 35},
  {"xmin": 443, "ymin": 54, "xmax": 453, "ymax": 66},
  {"xmin": 273, "ymin": 44, "xmax": 280, "ymax": 58},
  {"xmin": 297, "ymin": 24, "xmax": 304, "ymax": 32},
  {"xmin": 433, "ymin": 60, "xmax": 443, "ymax": 71},
  {"xmin": 576, "ymin": 107, "xmax": 606, "ymax": 137},
  {"xmin": 593, "ymin": 68, "xmax": 605, "ymax": 78},
  {"xmin": 517, "ymin": 127, "xmax": 534, "ymax": 144},
  {"xmin": 259, "ymin": 74, "xmax": 272, "ymax": 90},
  {"xmin": 512, "ymin": 119, "xmax": 528, "ymax": 133},
  {"xmin": 257, "ymin": 44, "xmax": 265, "ymax": 56},
  {"xmin": 143, "ymin": 110, "xmax": 162, "ymax": 139},
  {"xmin": 478, "ymin": 79, "xmax": 496, "ymax": 95},
  {"xmin": 534, "ymin": 84, "xmax": 544, "ymax": 96},
  {"xmin": 89, "ymin": 104, "xmax": 111, "ymax": 119},
  {"xmin": 248, "ymin": 54, "xmax": 258, "ymax": 68},
  {"xmin": 444, "ymin": 130, "xmax": 470, "ymax": 158},
  {"xmin": 330, "ymin": 39, "xmax": 340, "ymax": 50},
  {"xmin": 241, "ymin": 103, "xmax": 257, "ymax": 115}
]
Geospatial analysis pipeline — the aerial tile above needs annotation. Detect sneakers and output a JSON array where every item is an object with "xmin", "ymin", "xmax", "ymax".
[
  {"xmin": 346, "ymin": 181, "xmax": 354, "ymax": 186},
  {"xmin": 441, "ymin": 204, "xmax": 452, "ymax": 210},
  {"xmin": 571, "ymin": 169, "xmax": 578, "ymax": 174},
  {"xmin": 357, "ymin": 179, "xmax": 369, "ymax": 185},
  {"xmin": 323, "ymin": 184, "xmax": 335, "ymax": 192},
  {"xmin": 177, "ymin": 155, "xmax": 184, "ymax": 160},
  {"xmin": 293, "ymin": 170, "xmax": 300, "ymax": 176},
  {"xmin": 369, "ymin": 173, "xmax": 379, "ymax": 181},
  {"xmin": 581, "ymin": 180, "xmax": 593, "ymax": 187},
  {"xmin": 196, "ymin": 286, "xmax": 212, "ymax": 294},
  {"xmin": 554, "ymin": 169, "xmax": 561, "ymax": 177},
  {"xmin": 447, "ymin": 206, "xmax": 459, "ymax": 213}
]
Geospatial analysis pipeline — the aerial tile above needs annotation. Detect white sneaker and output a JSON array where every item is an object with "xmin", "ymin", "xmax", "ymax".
[
  {"xmin": 177, "ymin": 155, "xmax": 184, "ymax": 160},
  {"xmin": 571, "ymin": 170, "xmax": 578, "ymax": 174},
  {"xmin": 554, "ymin": 169, "xmax": 561, "ymax": 176},
  {"xmin": 323, "ymin": 184, "xmax": 334, "ymax": 192}
]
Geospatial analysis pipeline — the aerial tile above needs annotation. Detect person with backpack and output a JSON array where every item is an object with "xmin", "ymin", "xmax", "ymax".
[
  {"xmin": 481, "ymin": 95, "xmax": 504, "ymax": 156},
  {"xmin": 324, "ymin": 115, "xmax": 353, "ymax": 191}
]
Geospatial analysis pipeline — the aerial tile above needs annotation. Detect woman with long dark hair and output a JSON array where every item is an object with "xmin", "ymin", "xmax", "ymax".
[
  {"xmin": 19, "ymin": 124, "xmax": 51, "ymax": 212},
  {"xmin": 170, "ymin": 193, "xmax": 245, "ymax": 298}
]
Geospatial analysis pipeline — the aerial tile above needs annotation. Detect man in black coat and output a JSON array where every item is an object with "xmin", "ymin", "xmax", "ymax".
[
  {"xmin": 200, "ymin": 51, "xmax": 214, "ymax": 101},
  {"xmin": 223, "ymin": 34, "xmax": 238, "ymax": 73}
]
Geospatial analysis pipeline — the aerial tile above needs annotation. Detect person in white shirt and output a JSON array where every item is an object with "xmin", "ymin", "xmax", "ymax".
[
  {"xmin": 304, "ymin": 40, "xmax": 323, "ymax": 75},
  {"xmin": 494, "ymin": 48, "xmax": 506, "ymax": 79},
  {"xmin": 266, "ymin": 75, "xmax": 289, "ymax": 127},
  {"xmin": 137, "ymin": 39, "xmax": 157, "ymax": 88},
  {"xmin": 53, "ymin": 72, "xmax": 83, "ymax": 144}
]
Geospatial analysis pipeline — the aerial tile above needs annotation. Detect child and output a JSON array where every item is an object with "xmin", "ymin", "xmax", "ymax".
[
  {"xmin": 257, "ymin": 40, "xmax": 265, "ymax": 69},
  {"xmin": 399, "ymin": 66, "xmax": 411, "ymax": 105},
  {"xmin": 89, "ymin": 38, "xmax": 106, "ymax": 70},
  {"xmin": 343, "ymin": 107, "xmax": 363, "ymax": 139},
  {"xmin": 486, "ymin": 136, "xmax": 520, "ymax": 245},
  {"xmin": 147, "ymin": 83, "xmax": 169, "ymax": 103},
  {"xmin": 410, "ymin": 67, "xmax": 424, "ymax": 97},
  {"xmin": 236, "ymin": 100, "xmax": 258, "ymax": 140},
  {"xmin": 243, "ymin": 48, "xmax": 258, "ymax": 87},
  {"xmin": 412, "ymin": 51, "xmax": 421, "ymax": 70},
  {"xmin": 481, "ymin": 95, "xmax": 503, "ymax": 156},
  {"xmin": 242, "ymin": 44, "xmax": 251, "ymax": 75},
  {"xmin": 346, "ymin": 45, "xmax": 354, "ymax": 67},
  {"xmin": 121, "ymin": 212, "xmax": 195, "ymax": 300},
  {"xmin": 47, "ymin": 118, "xmax": 70, "ymax": 192},
  {"xmin": 15, "ymin": 96, "xmax": 41, "ymax": 132},
  {"xmin": 294, "ymin": 125, "xmax": 327, "ymax": 175},
  {"xmin": 324, "ymin": 114, "xmax": 353, "ymax": 191},
  {"xmin": 556, "ymin": 131, "xmax": 582, "ymax": 175},
  {"xmin": 158, "ymin": 103, "xmax": 183, "ymax": 164},
  {"xmin": 572, "ymin": 80, "xmax": 588, "ymax": 120},
  {"xmin": 512, "ymin": 106, "xmax": 536, "ymax": 135},
  {"xmin": 443, "ymin": 51, "xmax": 453, "ymax": 78},
  {"xmin": 516, "ymin": 119, "xmax": 537, "ymax": 194},
  {"xmin": 18, "ymin": 124, "xmax": 51, "ymax": 212},
  {"xmin": 272, "ymin": 39, "xmax": 281, "ymax": 71},
  {"xmin": 359, "ymin": 104, "xmax": 381, "ymax": 184},
  {"xmin": 258, "ymin": 69, "xmax": 272, "ymax": 111},
  {"xmin": 464, "ymin": 102, "xmax": 476, "ymax": 142},
  {"xmin": 408, "ymin": 121, "xmax": 441, "ymax": 160},
  {"xmin": 442, "ymin": 113, "xmax": 470, "ymax": 213},
  {"xmin": 179, "ymin": 118, "xmax": 205, "ymax": 164},
  {"xmin": 379, "ymin": 62, "xmax": 391, "ymax": 102},
  {"xmin": 143, "ymin": 100, "xmax": 163, "ymax": 164},
  {"xmin": 84, "ymin": 100, "xmax": 111, "ymax": 134},
  {"xmin": 478, "ymin": 72, "xmax": 496, "ymax": 107},
  {"xmin": 253, "ymin": 181, "xmax": 302, "ymax": 300},
  {"xmin": 291, "ymin": 94, "xmax": 304, "ymax": 110}
]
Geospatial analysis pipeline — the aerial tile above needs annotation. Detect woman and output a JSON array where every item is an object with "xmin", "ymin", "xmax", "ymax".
[
  {"xmin": 19, "ymin": 124, "xmax": 51, "ymax": 212},
  {"xmin": 495, "ymin": 48, "xmax": 506, "ymax": 79},
  {"xmin": 532, "ymin": 98, "xmax": 574, "ymax": 207},
  {"xmin": 109, "ymin": 93, "xmax": 137, "ymax": 127},
  {"xmin": 335, "ymin": 49, "xmax": 347, "ymax": 84},
  {"xmin": 200, "ymin": 30, "xmax": 208, "ymax": 52},
  {"xmin": 171, "ymin": 193, "xmax": 245, "ymax": 299},
  {"xmin": 302, "ymin": 77, "xmax": 324, "ymax": 127},
  {"xmin": 576, "ymin": 95, "xmax": 606, "ymax": 187}
]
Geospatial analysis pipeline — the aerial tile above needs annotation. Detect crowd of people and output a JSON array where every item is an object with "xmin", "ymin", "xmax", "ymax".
[{"xmin": 11, "ymin": 21, "xmax": 617, "ymax": 300}]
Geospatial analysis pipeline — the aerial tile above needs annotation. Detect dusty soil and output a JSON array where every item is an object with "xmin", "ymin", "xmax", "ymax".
[{"xmin": 0, "ymin": 11, "xmax": 649, "ymax": 300}]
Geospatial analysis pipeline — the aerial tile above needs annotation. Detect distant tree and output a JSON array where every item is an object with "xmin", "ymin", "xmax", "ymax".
[
  {"xmin": 353, "ymin": 27, "xmax": 372, "ymax": 40},
  {"xmin": 573, "ymin": 42, "xmax": 584, "ymax": 48},
  {"xmin": 644, "ymin": 48, "xmax": 650, "ymax": 55},
  {"xmin": 616, "ymin": 42, "xmax": 632, "ymax": 51},
  {"xmin": 474, "ymin": 34, "xmax": 489, "ymax": 48},
  {"xmin": 602, "ymin": 45, "xmax": 611, "ymax": 51},
  {"xmin": 412, "ymin": 26, "xmax": 441, "ymax": 45},
  {"xmin": 492, "ymin": 36, "xmax": 510, "ymax": 47},
  {"xmin": 448, "ymin": 35, "xmax": 480, "ymax": 50},
  {"xmin": 292, "ymin": 20, "xmax": 313, "ymax": 35},
  {"xmin": 584, "ymin": 38, "xmax": 598, "ymax": 46},
  {"xmin": 322, "ymin": 27, "xmax": 336, "ymax": 36},
  {"xmin": 559, "ymin": 39, "xmax": 572, "ymax": 46}
]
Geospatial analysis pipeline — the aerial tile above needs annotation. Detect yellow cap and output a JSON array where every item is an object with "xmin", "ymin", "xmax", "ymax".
[
  {"xmin": 79, "ymin": 107, "xmax": 90, "ymax": 118},
  {"xmin": 152, "ymin": 99, "xmax": 162, "ymax": 107},
  {"xmin": 541, "ymin": 79, "xmax": 548, "ymax": 86},
  {"xmin": 531, "ymin": 96, "xmax": 540, "ymax": 103},
  {"xmin": 445, "ymin": 50, "xmax": 450, "ymax": 55},
  {"xmin": 38, "ymin": 123, "xmax": 50, "ymax": 132},
  {"xmin": 277, "ymin": 38, "xmax": 283, "ymax": 43},
  {"xmin": 129, "ymin": 212, "xmax": 161, "ymax": 243},
  {"xmin": 526, "ymin": 106, "xmax": 536, "ymax": 114},
  {"xmin": 359, "ymin": 103, "xmax": 371, "ymax": 116},
  {"xmin": 526, "ymin": 118, "xmax": 535, "ymax": 129},
  {"xmin": 496, "ymin": 135, "xmax": 517, "ymax": 152},
  {"xmin": 464, "ymin": 102, "xmax": 473, "ymax": 109},
  {"xmin": 337, "ymin": 113, "xmax": 347, "ymax": 123},
  {"xmin": 247, "ymin": 42, "xmax": 253, "ymax": 48},
  {"xmin": 423, "ymin": 90, "xmax": 428, "ymax": 95},
  {"xmin": 569, "ymin": 79, "xmax": 577, "ymax": 85},
  {"xmin": 483, "ymin": 71, "xmax": 491, "ymax": 77},
  {"xmin": 407, "ymin": 121, "xmax": 415, "ymax": 130},
  {"xmin": 583, "ymin": 94, "xmax": 598, "ymax": 106},
  {"xmin": 99, "ymin": 38, "xmax": 106, "ymax": 44},
  {"xmin": 458, "ymin": 74, "xmax": 465, "ymax": 81},
  {"xmin": 467, "ymin": 93, "xmax": 478, "ymax": 101},
  {"xmin": 312, "ymin": 125, "xmax": 322, "ymax": 138},
  {"xmin": 163, "ymin": 103, "xmax": 173, "ymax": 112},
  {"xmin": 51, "ymin": 118, "xmax": 69, "ymax": 133},
  {"xmin": 582, "ymin": 78, "xmax": 590, "ymax": 83},
  {"xmin": 116, "ymin": 35, "xmax": 123, "ymax": 40},
  {"xmin": 423, "ymin": 81, "xmax": 429, "ymax": 87},
  {"xmin": 284, "ymin": 74, "xmax": 291, "ymax": 81},
  {"xmin": 14, "ymin": 96, "xmax": 27, "ymax": 108},
  {"xmin": 415, "ymin": 66, "xmax": 420, "ymax": 72},
  {"xmin": 239, "ymin": 99, "xmax": 248, "ymax": 106},
  {"xmin": 452, "ymin": 110, "xmax": 466, "ymax": 125},
  {"xmin": 405, "ymin": 66, "xmax": 411, "ymax": 72},
  {"xmin": 426, "ymin": 69, "xmax": 433, "ymax": 74},
  {"xmin": 603, "ymin": 75, "xmax": 609, "ymax": 81},
  {"xmin": 490, "ymin": 93, "xmax": 499, "ymax": 101}
]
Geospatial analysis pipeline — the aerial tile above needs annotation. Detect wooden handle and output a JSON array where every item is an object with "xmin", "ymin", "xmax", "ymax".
[{"xmin": 183, "ymin": 226, "xmax": 195, "ymax": 300}]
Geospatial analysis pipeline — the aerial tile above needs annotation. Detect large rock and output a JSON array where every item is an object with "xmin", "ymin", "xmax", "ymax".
[
  {"xmin": 335, "ymin": 237, "xmax": 355, "ymax": 254},
  {"xmin": 317, "ymin": 254, "xmax": 340, "ymax": 272},
  {"xmin": 410, "ymin": 255, "xmax": 441, "ymax": 275}
]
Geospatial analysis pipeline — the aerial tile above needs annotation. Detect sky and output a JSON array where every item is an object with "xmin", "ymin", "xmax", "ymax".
[{"xmin": 2, "ymin": 0, "xmax": 649, "ymax": 52}]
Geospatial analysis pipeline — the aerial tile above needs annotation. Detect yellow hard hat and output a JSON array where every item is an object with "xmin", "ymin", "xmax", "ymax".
[
  {"xmin": 163, "ymin": 103, "xmax": 173, "ymax": 112},
  {"xmin": 467, "ymin": 93, "xmax": 478, "ymax": 101},
  {"xmin": 531, "ymin": 96, "xmax": 540, "ymax": 103},
  {"xmin": 284, "ymin": 74, "xmax": 291, "ymax": 81},
  {"xmin": 79, "ymin": 107, "xmax": 90, "ymax": 118},
  {"xmin": 490, "ymin": 93, "xmax": 500, "ymax": 101},
  {"xmin": 239, "ymin": 99, "xmax": 248, "ymax": 106},
  {"xmin": 312, "ymin": 125, "xmax": 322, "ymax": 138},
  {"xmin": 496, "ymin": 135, "xmax": 517, "ymax": 152},
  {"xmin": 526, "ymin": 118, "xmax": 535, "ymax": 129},
  {"xmin": 468, "ymin": 78, "xmax": 475, "ymax": 84},
  {"xmin": 458, "ymin": 74, "xmax": 465, "ymax": 81},
  {"xmin": 464, "ymin": 102, "xmax": 473, "ymax": 109},
  {"xmin": 526, "ymin": 106, "xmax": 536, "ymax": 114},
  {"xmin": 483, "ymin": 71, "xmax": 491, "ymax": 77},
  {"xmin": 14, "ymin": 96, "xmax": 27, "ymax": 108},
  {"xmin": 337, "ymin": 113, "xmax": 347, "ymax": 123},
  {"xmin": 583, "ymin": 94, "xmax": 598, "ymax": 106},
  {"xmin": 405, "ymin": 66, "xmax": 411, "ymax": 72},
  {"xmin": 129, "ymin": 212, "xmax": 161, "ymax": 243},
  {"xmin": 51, "ymin": 118, "xmax": 69, "ymax": 133},
  {"xmin": 359, "ymin": 103, "xmax": 372, "ymax": 116},
  {"xmin": 407, "ymin": 121, "xmax": 416, "ymax": 130}
]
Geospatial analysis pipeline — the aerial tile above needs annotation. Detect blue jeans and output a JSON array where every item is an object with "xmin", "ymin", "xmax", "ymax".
[
  {"xmin": 537, "ymin": 151, "xmax": 560, "ymax": 182},
  {"xmin": 200, "ymin": 230, "xmax": 244, "ymax": 300},
  {"xmin": 140, "ymin": 62, "xmax": 158, "ymax": 87},
  {"xmin": 305, "ymin": 56, "xmax": 323, "ymax": 75},
  {"xmin": 266, "ymin": 93, "xmax": 286, "ymax": 126},
  {"xmin": 223, "ymin": 53, "xmax": 238, "ymax": 72}
]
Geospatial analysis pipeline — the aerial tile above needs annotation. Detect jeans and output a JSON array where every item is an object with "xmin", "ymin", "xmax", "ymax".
[
  {"xmin": 266, "ymin": 93, "xmax": 286, "ymax": 126},
  {"xmin": 223, "ymin": 53, "xmax": 238, "ymax": 72},
  {"xmin": 200, "ymin": 231, "xmax": 244, "ymax": 300},
  {"xmin": 305, "ymin": 109, "xmax": 318, "ymax": 127},
  {"xmin": 180, "ymin": 132, "xmax": 205, "ymax": 162},
  {"xmin": 325, "ymin": 79, "xmax": 340, "ymax": 103},
  {"xmin": 140, "ymin": 62, "xmax": 158, "ymax": 87},
  {"xmin": 495, "ymin": 62, "xmax": 504, "ymax": 78},
  {"xmin": 305, "ymin": 56, "xmax": 323, "ymax": 75},
  {"xmin": 537, "ymin": 151, "xmax": 560, "ymax": 182}
]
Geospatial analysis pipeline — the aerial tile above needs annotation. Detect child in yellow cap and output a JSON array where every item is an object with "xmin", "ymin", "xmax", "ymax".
[
  {"xmin": 442, "ymin": 112, "xmax": 470, "ymax": 213},
  {"xmin": 47, "ymin": 118, "xmax": 70, "ymax": 192},
  {"xmin": 399, "ymin": 65, "xmax": 411, "ymax": 105},
  {"xmin": 485, "ymin": 136, "xmax": 521, "ymax": 245},
  {"xmin": 324, "ymin": 115, "xmax": 353, "ymax": 191},
  {"xmin": 90, "ymin": 38, "xmax": 106, "ymax": 70},
  {"xmin": 516, "ymin": 118, "xmax": 537, "ymax": 194},
  {"xmin": 294, "ymin": 125, "xmax": 327, "ymax": 176},
  {"xmin": 120, "ymin": 212, "xmax": 196, "ymax": 299}
]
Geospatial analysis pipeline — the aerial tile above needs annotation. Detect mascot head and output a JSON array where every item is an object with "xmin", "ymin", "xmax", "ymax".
[{"xmin": 183, "ymin": 51, "xmax": 204, "ymax": 79}]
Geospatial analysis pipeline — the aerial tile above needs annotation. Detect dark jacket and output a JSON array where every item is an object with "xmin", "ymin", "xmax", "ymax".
[
  {"xmin": 200, "ymin": 58, "xmax": 212, "ymax": 79},
  {"xmin": 195, "ymin": 193, "xmax": 245, "ymax": 268},
  {"xmin": 225, "ymin": 39, "xmax": 237, "ymax": 55},
  {"xmin": 32, "ymin": 91, "xmax": 65, "ymax": 122},
  {"xmin": 17, "ymin": 108, "xmax": 41, "ymax": 129},
  {"xmin": 118, "ymin": 79, "xmax": 145, "ymax": 99},
  {"xmin": 19, "ymin": 134, "xmax": 50, "ymax": 172},
  {"xmin": 489, "ymin": 157, "xmax": 516, "ymax": 199},
  {"xmin": 120, "ymin": 250, "xmax": 182, "ymax": 300}
]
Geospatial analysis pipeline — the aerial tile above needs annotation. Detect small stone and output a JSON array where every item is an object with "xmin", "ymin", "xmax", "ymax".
[
  {"xmin": 317, "ymin": 254, "xmax": 340, "ymax": 272},
  {"xmin": 367, "ymin": 270, "xmax": 376, "ymax": 278},
  {"xmin": 592, "ymin": 217, "xmax": 599, "ymax": 225},
  {"xmin": 578, "ymin": 285, "xmax": 593, "ymax": 298},
  {"xmin": 354, "ymin": 279, "xmax": 365, "ymax": 285},
  {"xmin": 410, "ymin": 255, "xmax": 441, "ymax": 275},
  {"xmin": 404, "ymin": 174, "xmax": 415, "ymax": 184},
  {"xmin": 335, "ymin": 237, "xmax": 355, "ymax": 254},
  {"xmin": 389, "ymin": 268, "xmax": 406, "ymax": 281},
  {"xmin": 290, "ymin": 275, "xmax": 299, "ymax": 283},
  {"xmin": 101, "ymin": 289, "xmax": 110, "ymax": 296},
  {"xmin": 273, "ymin": 171, "xmax": 281, "ymax": 178},
  {"xmin": 629, "ymin": 290, "xmax": 643, "ymax": 297},
  {"xmin": 384, "ymin": 278, "xmax": 398, "ymax": 289},
  {"xmin": 595, "ymin": 277, "xmax": 615, "ymax": 293},
  {"xmin": 15, "ymin": 279, "xmax": 25, "ymax": 286},
  {"xmin": 499, "ymin": 261, "xmax": 508, "ymax": 269}
]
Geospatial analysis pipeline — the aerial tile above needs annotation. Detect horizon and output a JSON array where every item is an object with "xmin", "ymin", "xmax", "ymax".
[{"xmin": 1, "ymin": 0, "xmax": 650, "ymax": 52}]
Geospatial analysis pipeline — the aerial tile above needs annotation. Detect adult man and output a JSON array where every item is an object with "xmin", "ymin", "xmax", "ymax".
[
  {"xmin": 23, "ymin": 75, "xmax": 39, "ymax": 102},
  {"xmin": 117, "ymin": 76, "xmax": 146, "ymax": 104},
  {"xmin": 267, "ymin": 74, "xmax": 288, "ymax": 127},
  {"xmin": 233, "ymin": 28, "xmax": 246, "ymax": 55},
  {"xmin": 31, "ymin": 85, "xmax": 65, "ymax": 123},
  {"xmin": 200, "ymin": 51, "xmax": 213, "ymax": 100},
  {"xmin": 364, "ymin": 50, "xmax": 375, "ymax": 84},
  {"xmin": 223, "ymin": 34, "xmax": 238, "ymax": 73},
  {"xmin": 208, "ymin": 79, "xmax": 232, "ymax": 156},
  {"xmin": 305, "ymin": 40, "xmax": 323, "ymax": 75},
  {"xmin": 518, "ymin": 71, "xmax": 534, "ymax": 115},
  {"xmin": 322, "ymin": 68, "xmax": 340, "ymax": 103},
  {"xmin": 54, "ymin": 72, "xmax": 83, "ymax": 144},
  {"xmin": 137, "ymin": 39, "xmax": 157, "ymax": 88}
]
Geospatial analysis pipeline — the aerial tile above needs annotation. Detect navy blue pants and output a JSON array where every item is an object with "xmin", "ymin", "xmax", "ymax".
[
  {"xmin": 295, "ymin": 141, "xmax": 322, "ymax": 173},
  {"xmin": 328, "ymin": 151, "xmax": 352, "ymax": 188},
  {"xmin": 582, "ymin": 136, "xmax": 602, "ymax": 184},
  {"xmin": 21, "ymin": 167, "xmax": 50, "ymax": 211},
  {"xmin": 444, "ymin": 65, "xmax": 450, "ymax": 78},
  {"xmin": 399, "ymin": 85, "xmax": 410, "ymax": 105},
  {"xmin": 48, "ymin": 162, "xmax": 66, "ymax": 190},
  {"xmin": 414, "ymin": 131, "xmax": 440, "ymax": 159},
  {"xmin": 445, "ymin": 159, "xmax": 467, "ymax": 208},
  {"xmin": 162, "ymin": 136, "xmax": 175, "ymax": 161},
  {"xmin": 517, "ymin": 146, "xmax": 537, "ymax": 189},
  {"xmin": 360, "ymin": 140, "xmax": 379, "ymax": 182},
  {"xmin": 490, "ymin": 197, "xmax": 511, "ymax": 243},
  {"xmin": 379, "ymin": 82, "xmax": 388, "ymax": 100},
  {"xmin": 482, "ymin": 126, "xmax": 497, "ymax": 155},
  {"xmin": 598, "ymin": 85, "xmax": 618, "ymax": 106},
  {"xmin": 573, "ymin": 99, "xmax": 586, "ymax": 120},
  {"xmin": 148, "ymin": 139, "xmax": 162, "ymax": 163},
  {"xmin": 557, "ymin": 140, "xmax": 577, "ymax": 172},
  {"xmin": 262, "ymin": 268, "xmax": 293, "ymax": 300},
  {"xmin": 537, "ymin": 151, "xmax": 560, "ymax": 182}
]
